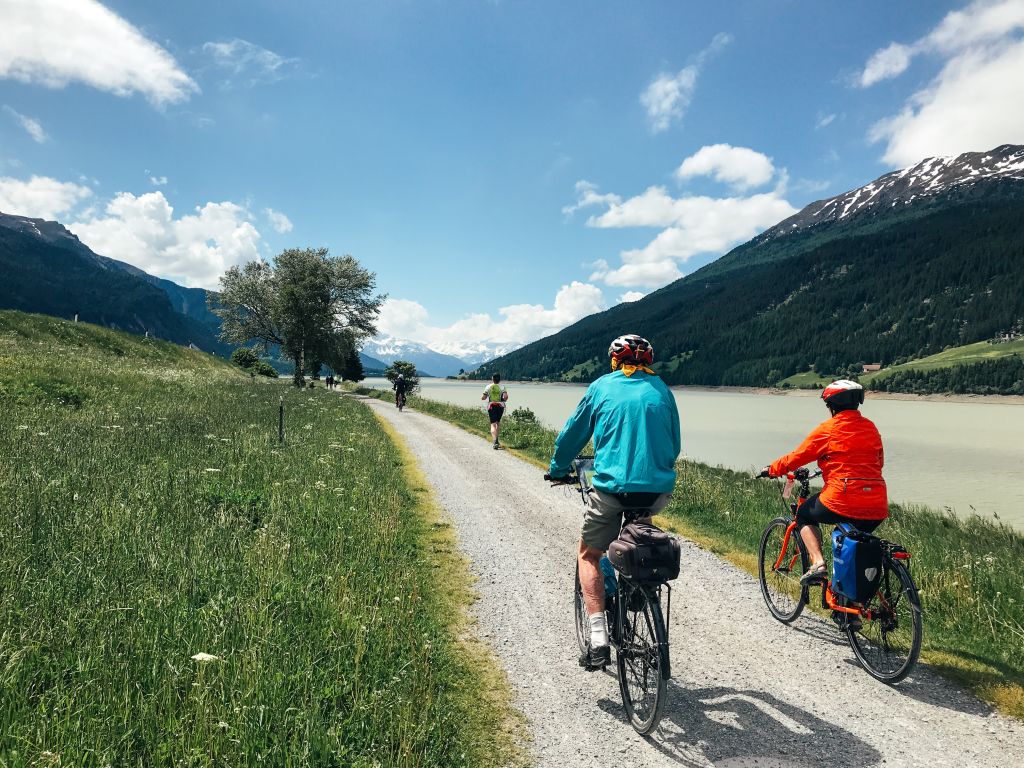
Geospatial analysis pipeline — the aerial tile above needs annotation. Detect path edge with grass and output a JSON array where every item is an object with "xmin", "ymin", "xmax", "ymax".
[{"xmin": 366, "ymin": 403, "xmax": 529, "ymax": 767}]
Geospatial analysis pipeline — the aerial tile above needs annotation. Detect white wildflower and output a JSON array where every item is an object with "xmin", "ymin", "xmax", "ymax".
[{"xmin": 191, "ymin": 652, "xmax": 221, "ymax": 662}]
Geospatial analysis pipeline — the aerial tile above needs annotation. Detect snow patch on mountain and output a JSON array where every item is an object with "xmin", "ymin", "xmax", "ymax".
[{"xmin": 764, "ymin": 144, "xmax": 1024, "ymax": 240}]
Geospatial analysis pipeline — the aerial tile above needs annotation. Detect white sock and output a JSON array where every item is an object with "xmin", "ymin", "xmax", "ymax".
[{"xmin": 589, "ymin": 612, "xmax": 608, "ymax": 647}]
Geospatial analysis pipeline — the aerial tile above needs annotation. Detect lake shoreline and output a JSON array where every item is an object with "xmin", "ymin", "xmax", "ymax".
[
  {"xmin": 436, "ymin": 377, "xmax": 1024, "ymax": 405},
  {"xmin": 674, "ymin": 384, "xmax": 1024, "ymax": 405}
]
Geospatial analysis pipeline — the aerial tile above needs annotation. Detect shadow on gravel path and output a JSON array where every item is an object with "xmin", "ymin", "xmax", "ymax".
[{"xmin": 599, "ymin": 684, "xmax": 881, "ymax": 767}]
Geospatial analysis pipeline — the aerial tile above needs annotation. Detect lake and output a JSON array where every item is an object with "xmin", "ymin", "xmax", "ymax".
[{"xmin": 364, "ymin": 377, "xmax": 1024, "ymax": 529}]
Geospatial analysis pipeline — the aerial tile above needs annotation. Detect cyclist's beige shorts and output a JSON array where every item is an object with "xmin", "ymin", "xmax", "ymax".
[{"xmin": 581, "ymin": 489, "xmax": 672, "ymax": 551}]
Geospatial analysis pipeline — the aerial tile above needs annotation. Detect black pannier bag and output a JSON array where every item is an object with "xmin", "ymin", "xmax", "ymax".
[{"xmin": 607, "ymin": 521, "xmax": 681, "ymax": 583}]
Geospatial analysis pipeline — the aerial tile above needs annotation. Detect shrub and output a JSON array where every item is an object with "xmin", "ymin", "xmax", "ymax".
[
  {"xmin": 231, "ymin": 347, "xmax": 260, "ymax": 370},
  {"xmin": 508, "ymin": 406, "xmax": 538, "ymax": 423},
  {"xmin": 254, "ymin": 361, "xmax": 279, "ymax": 378}
]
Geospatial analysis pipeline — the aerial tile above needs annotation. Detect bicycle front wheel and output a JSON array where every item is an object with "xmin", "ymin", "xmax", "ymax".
[
  {"xmin": 758, "ymin": 517, "xmax": 808, "ymax": 623},
  {"xmin": 616, "ymin": 581, "xmax": 668, "ymax": 735},
  {"xmin": 573, "ymin": 562, "xmax": 588, "ymax": 656},
  {"xmin": 848, "ymin": 558, "xmax": 923, "ymax": 683}
]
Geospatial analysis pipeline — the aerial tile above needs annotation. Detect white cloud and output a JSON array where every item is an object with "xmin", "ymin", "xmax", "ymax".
[
  {"xmin": 562, "ymin": 180, "xmax": 621, "ymax": 216},
  {"xmin": 815, "ymin": 112, "xmax": 837, "ymax": 130},
  {"xmin": 861, "ymin": 1, "xmax": 1024, "ymax": 165},
  {"xmin": 3, "ymin": 106, "xmax": 47, "ymax": 142},
  {"xmin": 149, "ymin": 175, "xmax": 168, "ymax": 186},
  {"xmin": 618, "ymin": 291, "xmax": 646, "ymax": 304},
  {"xmin": 640, "ymin": 32, "xmax": 732, "ymax": 133},
  {"xmin": 674, "ymin": 144, "xmax": 776, "ymax": 191},
  {"xmin": 0, "ymin": 0, "xmax": 197, "ymax": 105},
  {"xmin": 70, "ymin": 191, "xmax": 262, "ymax": 289},
  {"xmin": 202, "ymin": 39, "xmax": 298, "ymax": 87},
  {"xmin": 859, "ymin": 42, "xmax": 914, "ymax": 87},
  {"xmin": 567, "ymin": 145, "xmax": 797, "ymax": 289},
  {"xmin": 377, "ymin": 282, "xmax": 606, "ymax": 347},
  {"xmin": 264, "ymin": 207, "xmax": 293, "ymax": 233},
  {"xmin": 0, "ymin": 175, "xmax": 92, "ymax": 219}
]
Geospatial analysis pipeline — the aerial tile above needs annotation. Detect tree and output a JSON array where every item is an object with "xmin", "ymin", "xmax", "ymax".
[
  {"xmin": 324, "ymin": 331, "xmax": 365, "ymax": 382},
  {"xmin": 211, "ymin": 248, "xmax": 384, "ymax": 387},
  {"xmin": 340, "ymin": 347, "xmax": 365, "ymax": 382},
  {"xmin": 385, "ymin": 360, "xmax": 420, "ymax": 395}
]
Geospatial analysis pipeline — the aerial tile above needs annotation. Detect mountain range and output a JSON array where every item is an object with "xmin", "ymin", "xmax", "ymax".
[
  {"xmin": 477, "ymin": 144, "xmax": 1024, "ymax": 387},
  {"xmin": 361, "ymin": 336, "xmax": 521, "ymax": 377}
]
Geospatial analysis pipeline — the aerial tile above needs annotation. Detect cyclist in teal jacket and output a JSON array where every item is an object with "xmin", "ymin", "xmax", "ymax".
[{"xmin": 547, "ymin": 334, "xmax": 681, "ymax": 668}]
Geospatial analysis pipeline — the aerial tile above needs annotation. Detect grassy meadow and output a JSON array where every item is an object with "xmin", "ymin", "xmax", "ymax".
[
  {"xmin": 0, "ymin": 311, "xmax": 517, "ymax": 767},
  {"xmin": 356, "ymin": 384, "xmax": 1024, "ymax": 718}
]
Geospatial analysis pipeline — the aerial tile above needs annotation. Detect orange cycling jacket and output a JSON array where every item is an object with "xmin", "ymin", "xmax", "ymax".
[{"xmin": 769, "ymin": 410, "xmax": 888, "ymax": 520}]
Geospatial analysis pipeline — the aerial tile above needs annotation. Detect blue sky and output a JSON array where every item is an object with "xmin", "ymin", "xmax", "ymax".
[{"xmin": 2, "ymin": 1, "xmax": 1024, "ymax": 352}]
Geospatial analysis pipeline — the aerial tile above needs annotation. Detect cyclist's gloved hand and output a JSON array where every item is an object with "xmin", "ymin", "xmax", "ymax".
[{"xmin": 757, "ymin": 467, "xmax": 772, "ymax": 478}]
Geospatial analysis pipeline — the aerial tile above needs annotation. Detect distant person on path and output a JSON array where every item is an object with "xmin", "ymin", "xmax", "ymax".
[
  {"xmin": 545, "ymin": 334, "xmax": 681, "ymax": 669},
  {"xmin": 760, "ymin": 379, "xmax": 888, "ymax": 618},
  {"xmin": 393, "ymin": 373, "xmax": 408, "ymax": 408},
  {"xmin": 481, "ymin": 373, "xmax": 509, "ymax": 449}
]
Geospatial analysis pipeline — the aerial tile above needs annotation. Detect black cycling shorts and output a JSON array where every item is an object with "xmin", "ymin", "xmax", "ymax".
[
  {"xmin": 487, "ymin": 403, "xmax": 505, "ymax": 423},
  {"xmin": 796, "ymin": 493, "xmax": 882, "ymax": 534}
]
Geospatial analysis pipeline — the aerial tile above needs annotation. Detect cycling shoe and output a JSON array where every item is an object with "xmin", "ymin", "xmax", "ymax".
[{"xmin": 579, "ymin": 644, "xmax": 610, "ymax": 671}]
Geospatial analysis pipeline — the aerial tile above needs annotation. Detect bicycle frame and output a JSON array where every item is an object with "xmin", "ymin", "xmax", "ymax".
[{"xmin": 772, "ymin": 468, "xmax": 911, "ymax": 621}]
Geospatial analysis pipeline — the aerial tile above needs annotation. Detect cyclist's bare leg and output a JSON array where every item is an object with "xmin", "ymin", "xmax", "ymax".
[
  {"xmin": 578, "ymin": 540, "xmax": 606, "ymax": 616},
  {"xmin": 800, "ymin": 524, "xmax": 825, "ymax": 567}
]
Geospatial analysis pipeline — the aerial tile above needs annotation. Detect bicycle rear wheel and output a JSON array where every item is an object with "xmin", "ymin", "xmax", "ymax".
[
  {"xmin": 616, "ymin": 580, "xmax": 668, "ymax": 735},
  {"xmin": 574, "ymin": 562, "xmax": 589, "ymax": 656},
  {"xmin": 758, "ymin": 517, "xmax": 808, "ymax": 623},
  {"xmin": 847, "ymin": 558, "xmax": 923, "ymax": 683}
]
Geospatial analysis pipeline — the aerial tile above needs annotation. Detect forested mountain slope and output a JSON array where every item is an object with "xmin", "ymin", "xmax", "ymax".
[{"xmin": 478, "ymin": 147, "xmax": 1024, "ymax": 387}]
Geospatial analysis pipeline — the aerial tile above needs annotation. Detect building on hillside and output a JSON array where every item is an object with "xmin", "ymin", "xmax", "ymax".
[{"xmin": 862, "ymin": 363, "xmax": 882, "ymax": 373}]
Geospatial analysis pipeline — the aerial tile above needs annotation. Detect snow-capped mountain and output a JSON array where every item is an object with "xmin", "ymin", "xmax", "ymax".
[
  {"xmin": 428, "ymin": 340, "xmax": 523, "ymax": 368},
  {"xmin": 361, "ymin": 337, "xmax": 469, "ymax": 377},
  {"xmin": 361, "ymin": 336, "xmax": 522, "ymax": 376},
  {"xmin": 765, "ymin": 144, "xmax": 1024, "ymax": 238}
]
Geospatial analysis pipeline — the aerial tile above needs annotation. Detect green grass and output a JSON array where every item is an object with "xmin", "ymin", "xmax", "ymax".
[
  {"xmin": 0, "ymin": 311, "xmax": 518, "ymax": 767},
  {"xmin": 776, "ymin": 338, "xmax": 1024, "ymax": 389},
  {"xmin": 864, "ymin": 338, "xmax": 1024, "ymax": 382},
  {"xmin": 777, "ymin": 370, "xmax": 831, "ymax": 388},
  {"xmin": 357, "ymin": 382, "xmax": 1024, "ymax": 719}
]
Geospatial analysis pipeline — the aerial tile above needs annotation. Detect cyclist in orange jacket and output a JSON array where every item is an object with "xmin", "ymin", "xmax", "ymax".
[{"xmin": 760, "ymin": 380, "xmax": 888, "ymax": 586}]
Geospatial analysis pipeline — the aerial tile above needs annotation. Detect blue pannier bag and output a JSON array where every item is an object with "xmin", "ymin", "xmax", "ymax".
[{"xmin": 831, "ymin": 526, "xmax": 884, "ymax": 603}]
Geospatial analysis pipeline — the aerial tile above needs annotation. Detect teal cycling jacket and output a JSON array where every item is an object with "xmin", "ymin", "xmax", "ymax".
[{"xmin": 549, "ymin": 370, "xmax": 681, "ymax": 493}]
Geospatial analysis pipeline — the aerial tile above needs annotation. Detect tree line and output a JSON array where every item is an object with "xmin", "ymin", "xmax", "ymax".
[{"xmin": 869, "ymin": 356, "xmax": 1024, "ymax": 396}]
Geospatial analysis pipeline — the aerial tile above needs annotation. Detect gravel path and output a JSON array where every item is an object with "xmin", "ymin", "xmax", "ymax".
[{"xmin": 362, "ymin": 396, "xmax": 1024, "ymax": 768}]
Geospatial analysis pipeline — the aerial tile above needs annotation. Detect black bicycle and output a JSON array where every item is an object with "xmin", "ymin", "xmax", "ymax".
[
  {"xmin": 758, "ymin": 467, "xmax": 923, "ymax": 683},
  {"xmin": 395, "ymin": 390, "xmax": 407, "ymax": 411},
  {"xmin": 560, "ymin": 457, "xmax": 672, "ymax": 735}
]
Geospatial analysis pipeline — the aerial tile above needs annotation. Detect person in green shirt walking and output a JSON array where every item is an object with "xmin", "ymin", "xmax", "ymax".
[{"xmin": 481, "ymin": 373, "xmax": 509, "ymax": 449}]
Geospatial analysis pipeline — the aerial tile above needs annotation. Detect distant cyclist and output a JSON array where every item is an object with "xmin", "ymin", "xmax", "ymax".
[
  {"xmin": 393, "ymin": 373, "xmax": 408, "ymax": 409},
  {"xmin": 760, "ymin": 379, "xmax": 888, "ymax": 588},
  {"xmin": 481, "ymin": 373, "xmax": 509, "ymax": 449},
  {"xmin": 546, "ymin": 334, "xmax": 681, "ymax": 668}
]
